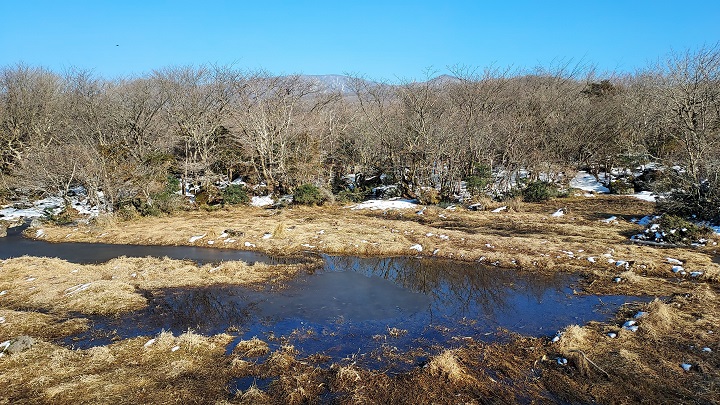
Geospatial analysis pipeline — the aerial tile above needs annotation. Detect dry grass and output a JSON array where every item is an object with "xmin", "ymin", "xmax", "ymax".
[
  {"xmin": 0, "ymin": 255, "xmax": 319, "ymax": 316},
  {"xmin": 426, "ymin": 349, "xmax": 476, "ymax": 386},
  {"xmin": 2, "ymin": 195, "xmax": 719, "ymax": 403},
  {"xmin": 35, "ymin": 196, "xmax": 720, "ymax": 297},
  {"xmin": 0, "ymin": 331, "xmax": 235, "ymax": 404},
  {"xmin": 233, "ymin": 337, "xmax": 270, "ymax": 358}
]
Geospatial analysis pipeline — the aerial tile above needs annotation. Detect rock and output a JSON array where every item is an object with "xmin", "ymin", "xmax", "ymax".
[
  {"xmin": 5, "ymin": 336, "xmax": 35, "ymax": 354},
  {"xmin": 224, "ymin": 229, "xmax": 245, "ymax": 237}
]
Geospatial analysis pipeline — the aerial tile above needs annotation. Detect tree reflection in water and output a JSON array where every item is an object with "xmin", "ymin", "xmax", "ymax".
[{"xmin": 68, "ymin": 255, "xmax": 646, "ymax": 369}]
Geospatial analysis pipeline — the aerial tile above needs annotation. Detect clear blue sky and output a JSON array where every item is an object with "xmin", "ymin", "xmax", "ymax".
[{"xmin": 2, "ymin": 0, "xmax": 719, "ymax": 81}]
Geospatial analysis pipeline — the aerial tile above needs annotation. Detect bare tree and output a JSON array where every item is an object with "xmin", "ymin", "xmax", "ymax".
[
  {"xmin": 0, "ymin": 64, "xmax": 63, "ymax": 174},
  {"xmin": 230, "ymin": 73, "xmax": 336, "ymax": 192},
  {"xmin": 154, "ymin": 65, "xmax": 239, "ymax": 191}
]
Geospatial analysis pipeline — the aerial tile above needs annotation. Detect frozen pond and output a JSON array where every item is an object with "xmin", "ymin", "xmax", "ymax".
[
  {"xmin": 0, "ymin": 223, "xmax": 285, "ymax": 265},
  {"xmin": 1, "ymin": 223, "xmax": 651, "ymax": 371}
]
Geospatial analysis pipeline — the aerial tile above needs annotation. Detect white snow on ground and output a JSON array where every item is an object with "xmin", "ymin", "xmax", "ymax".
[
  {"xmin": 349, "ymin": 199, "xmax": 418, "ymax": 210},
  {"xmin": 188, "ymin": 234, "xmax": 206, "ymax": 243},
  {"xmin": 491, "ymin": 206, "xmax": 507, "ymax": 213},
  {"xmin": 570, "ymin": 171, "xmax": 658, "ymax": 201},
  {"xmin": 250, "ymin": 196, "xmax": 274, "ymax": 207},
  {"xmin": 409, "ymin": 244, "xmax": 423, "ymax": 252},
  {"xmin": 0, "ymin": 191, "xmax": 101, "ymax": 221},
  {"xmin": 551, "ymin": 209, "xmax": 565, "ymax": 217},
  {"xmin": 570, "ymin": 171, "xmax": 610, "ymax": 193},
  {"xmin": 601, "ymin": 216, "xmax": 618, "ymax": 223},
  {"xmin": 632, "ymin": 191, "xmax": 657, "ymax": 202}
]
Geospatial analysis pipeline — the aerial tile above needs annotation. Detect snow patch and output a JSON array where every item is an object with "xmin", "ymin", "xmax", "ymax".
[
  {"xmin": 409, "ymin": 244, "xmax": 423, "ymax": 252},
  {"xmin": 631, "ymin": 191, "xmax": 657, "ymax": 202},
  {"xmin": 189, "ymin": 234, "xmax": 206, "ymax": 243},
  {"xmin": 349, "ymin": 199, "xmax": 418, "ymax": 211},
  {"xmin": 570, "ymin": 171, "xmax": 610, "ymax": 193},
  {"xmin": 551, "ymin": 209, "xmax": 565, "ymax": 217},
  {"xmin": 250, "ymin": 196, "xmax": 274, "ymax": 207},
  {"xmin": 491, "ymin": 206, "xmax": 507, "ymax": 213}
]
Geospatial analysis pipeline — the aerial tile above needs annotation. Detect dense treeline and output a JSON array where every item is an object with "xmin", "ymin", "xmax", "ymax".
[{"xmin": 1, "ymin": 46, "xmax": 718, "ymax": 220}]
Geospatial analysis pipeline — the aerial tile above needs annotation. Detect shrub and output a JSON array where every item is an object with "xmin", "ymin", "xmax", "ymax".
[
  {"xmin": 223, "ymin": 184, "xmax": 249, "ymax": 205},
  {"xmin": 336, "ymin": 188, "xmax": 368, "ymax": 203},
  {"xmin": 116, "ymin": 202, "xmax": 139, "ymax": 221},
  {"xmin": 609, "ymin": 178, "xmax": 635, "ymax": 195},
  {"xmin": 293, "ymin": 184, "xmax": 325, "ymax": 205},
  {"xmin": 194, "ymin": 185, "xmax": 223, "ymax": 207},
  {"xmin": 657, "ymin": 181, "xmax": 720, "ymax": 224},
  {"xmin": 465, "ymin": 164, "xmax": 492, "ymax": 196},
  {"xmin": 43, "ymin": 206, "xmax": 77, "ymax": 225},
  {"xmin": 522, "ymin": 181, "xmax": 558, "ymax": 202},
  {"xmin": 152, "ymin": 192, "xmax": 184, "ymax": 214},
  {"xmin": 418, "ymin": 188, "xmax": 440, "ymax": 205},
  {"xmin": 656, "ymin": 215, "xmax": 713, "ymax": 244}
]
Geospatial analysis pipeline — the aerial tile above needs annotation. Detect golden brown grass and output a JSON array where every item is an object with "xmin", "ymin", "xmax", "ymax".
[
  {"xmin": 0, "ymin": 331, "xmax": 235, "ymax": 404},
  {"xmin": 2, "ymin": 195, "xmax": 719, "ymax": 403},
  {"xmin": 0, "ymin": 255, "xmax": 319, "ymax": 316},
  {"xmin": 426, "ymin": 349, "xmax": 477, "ymax": 386},
  {"xmin": 35, "ymin": 195, "xmax": 720, "ymax": 297},
  {"xmin": 233, "ymin": 337, "xmax": 270, "ymax": 358}
]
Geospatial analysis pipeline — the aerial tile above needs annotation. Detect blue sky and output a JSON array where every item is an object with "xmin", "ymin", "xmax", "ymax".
[{"xmin": 2, "ymin": 1, "xmax": 719, "ymax": 81}]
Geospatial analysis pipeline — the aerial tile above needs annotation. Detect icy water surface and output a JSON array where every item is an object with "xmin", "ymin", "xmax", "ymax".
[
  {"xmin": 0, "ymin": 223, "xmax": 283, "ymax": 265},
  {"xmin": 1, "ymin": 224, "xmax": 652, "ymax": 370},
  {"xmin": 65, "ymin": 256, "xmax": 649, "ymax": 370}
]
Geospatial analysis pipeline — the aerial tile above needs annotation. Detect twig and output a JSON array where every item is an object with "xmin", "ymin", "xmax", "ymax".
[
  {"xmin": 568, "ymin": 349, "xmax": 611, "ymax": 379},
  {"xmin": 628, "ymin": 240, "xmax": 681, "ymax": 248}
]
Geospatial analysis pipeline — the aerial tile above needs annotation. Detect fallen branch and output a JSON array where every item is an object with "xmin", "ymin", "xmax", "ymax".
[
  {"xmin": 568, "ymin": 349, "xmax": 611, "ymax": 379},
  {"xmin": 628, "ymin": 240, "xmax": 681, "ymax": 248}
]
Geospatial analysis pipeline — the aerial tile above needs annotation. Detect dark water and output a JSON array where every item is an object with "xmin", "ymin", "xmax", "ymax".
[
  {"xmin": 1, "ymin": 224, "xmax": 652, "ymax": 371},
  {"xmin": 0, "ymin": 223, "xmax": 283, "ymax": 265},
  {"xmin": 65, "ymin": 256, "xmax": 648, "ymax": 371}
]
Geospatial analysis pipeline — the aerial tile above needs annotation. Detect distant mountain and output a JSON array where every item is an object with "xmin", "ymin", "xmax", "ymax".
[
  {"xmin": 427, "ymin": 74, "xmax": 462, "ymax": 86},
  {"xmin": 298, "ymin": 74, "xmax": 461, "ymax": 94},
  {"xmin": 300, "ymin": 74, "xmax": 360, "ymax": 94}
]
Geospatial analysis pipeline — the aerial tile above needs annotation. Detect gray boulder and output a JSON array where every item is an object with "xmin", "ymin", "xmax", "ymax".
[{"xmin": 5, "ymin": 336, "xmax": 35, "ymax": 355}]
